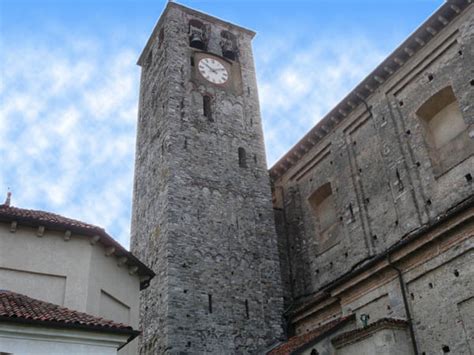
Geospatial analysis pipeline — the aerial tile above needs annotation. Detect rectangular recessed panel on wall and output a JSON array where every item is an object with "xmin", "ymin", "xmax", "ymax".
[{"xmin": 0, "ymin": 267, "xmax": 66, "ymax": 306}]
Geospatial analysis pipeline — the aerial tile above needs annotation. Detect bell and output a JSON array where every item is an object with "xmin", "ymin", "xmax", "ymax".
[
  {"xmin": 221, "ymin": 39, "xmax": 236, "ymax": 60},
  {"xmin": 222, "ymin": 49, "xmax": 236, "ymax": 61},
  {"xmin": 190, "ymin": 32, "xmax": 205, "ymax": 50}
]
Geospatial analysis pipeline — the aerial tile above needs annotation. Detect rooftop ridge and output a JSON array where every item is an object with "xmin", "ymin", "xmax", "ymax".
[{"xmin": 0, "ymin": 204, "xmax": 103, "ymax": 231}]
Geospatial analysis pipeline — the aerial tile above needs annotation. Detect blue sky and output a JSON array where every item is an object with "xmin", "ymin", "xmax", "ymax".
[{"xmin": 0, "ymin": 0, "xmax": 443, "ymax": 248}]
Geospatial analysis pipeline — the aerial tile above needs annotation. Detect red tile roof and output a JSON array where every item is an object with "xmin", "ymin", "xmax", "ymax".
[
  {"xmin": 0, "ymin": 204, "xmax": 155, "ymax": 289},
  {"xmin": 268, "ymin": 315, "xmax": 355, "ymax": 355},
  {"xmin": 0, "ymin": 205, "xmax": 102, "ymax": 232},
  {"xmin": 0, "ymin": 290, "xmax": 139, "ymax": 337}
]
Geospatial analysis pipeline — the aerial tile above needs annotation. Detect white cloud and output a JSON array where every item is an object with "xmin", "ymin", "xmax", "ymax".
[
  {"xmin": 0, "ymin": 32, "xmax": 140, "ymax": 249},
  {"xmin": 1, "ymin": 24, "xmax": 390, "ymax": 250},
  {"xmin": 83, "ymin": 50, "xmax": 137, "ymax": 120},
  {"xmin": 256, "ymin": 34, "xmax": 388, "ymax": 165}
]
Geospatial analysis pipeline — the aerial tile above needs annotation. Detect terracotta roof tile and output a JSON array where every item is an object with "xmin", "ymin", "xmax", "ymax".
[
  {"xmin": 268, "ymin": 315, "xmax": 355, "ymax": 355},
  {"xmin": 0, "ymin": 205, "xmax": 102, "ymax": 232},
  {"xmin": 0, "ymin": 290, "xmax": 138, "ymax": 336}
]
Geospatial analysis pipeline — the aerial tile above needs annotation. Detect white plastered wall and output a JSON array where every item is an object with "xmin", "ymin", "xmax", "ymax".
[
  {"xmin": 0, "ymin": 222, "xmax": 142, "ymax": 354},
  {"xmin": 0, "ymin": 323, "xmax": 128, "ymax": 355}
]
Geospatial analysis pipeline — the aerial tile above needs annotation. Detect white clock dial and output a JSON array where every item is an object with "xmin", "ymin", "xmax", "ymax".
[{"xmin": 198, "ymin": 57, "xmax": 229, "ymax": 84}]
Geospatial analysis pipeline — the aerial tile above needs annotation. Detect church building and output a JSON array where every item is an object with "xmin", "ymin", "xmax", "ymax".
[
  {"xmin": 128, "ymin": 0, "xmax": 474, "ymax": 354},
  {"xmin": 1, "ymin": 1, "xmax": 472, "ymax": 354}
]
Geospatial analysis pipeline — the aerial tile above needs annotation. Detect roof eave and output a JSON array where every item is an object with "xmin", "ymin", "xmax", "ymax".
[
  {"xmin": 0, "ymin": 210, "xmax": 155, "ymax": 289},
  {"xmin": 269, "ymin": 0, "xmax": 471, "ymax": 180},
  {"xmin": 0, "ymin": 315, "xmax": 140, "ymax": 338}
]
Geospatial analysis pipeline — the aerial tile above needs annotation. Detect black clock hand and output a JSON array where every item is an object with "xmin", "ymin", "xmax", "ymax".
[{"xmin": 203, "ymin": 63, "xmax": 217, "ymax": 74}]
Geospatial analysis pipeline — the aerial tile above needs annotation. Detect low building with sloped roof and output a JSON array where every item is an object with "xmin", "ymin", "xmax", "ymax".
[{"xmin": 0, "ymin": 200, "xmax": 155, "ymax": 355}]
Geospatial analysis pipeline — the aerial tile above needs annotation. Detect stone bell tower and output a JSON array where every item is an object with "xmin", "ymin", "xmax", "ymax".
[{"xmin": 130, "ymin": 3, "xmax": 284, "ymax": 354}]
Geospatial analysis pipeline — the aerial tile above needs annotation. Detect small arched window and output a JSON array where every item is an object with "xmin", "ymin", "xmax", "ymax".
[
  {"xmin": 220, "ymin": 31, "xmax": 237, "ymax": 61},
  {"xmin": 189, "ymin": 19, "xmax": 206, "ymax": 50},
  {"xmin": 238, "ymin": 147, "xmax": 247, "ymax": 168}
]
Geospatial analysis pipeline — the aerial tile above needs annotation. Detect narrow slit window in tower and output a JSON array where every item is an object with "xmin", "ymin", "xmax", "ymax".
[
  {"xmin": 208, "ymin": 294, "xmax": 213, "ymax": 314},
  {"xmin": 158, "ymin": 28, "xmax": 164, "ymax": 49},
  {"xmin": 238, "ymin": 147, "xmax": 247, "ymax": 168},
  {"xmin": 203, "ymin": 95, "xmax": 212, "ymax": 121}
]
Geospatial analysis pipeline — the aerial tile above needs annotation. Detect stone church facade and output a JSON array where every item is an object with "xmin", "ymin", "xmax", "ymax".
[{"xmin": 131, "ymin": 1, "xmax": 473, "ymax": 354}]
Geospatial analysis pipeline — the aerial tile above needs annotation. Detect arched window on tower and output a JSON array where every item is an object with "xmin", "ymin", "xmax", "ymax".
[
  {"xmin": 238, "ymin": 147, "xmax": 247, "ymax": 168},
  {"xmin": 416, "ymin": 86, "xmax": 473, "ymax": 175},
  {"xmin": 220, "ymin": 31, "xmax": 238, "ymax": 61},
  {"xmin": 189, "ymin": 19, "xmax": 206, "ymax": 50}
]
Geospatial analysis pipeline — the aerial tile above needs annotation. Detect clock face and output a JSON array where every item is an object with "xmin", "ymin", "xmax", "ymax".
[{"xmin": 198, "ymin": 57, "xmax": 229, "ymax": 84}]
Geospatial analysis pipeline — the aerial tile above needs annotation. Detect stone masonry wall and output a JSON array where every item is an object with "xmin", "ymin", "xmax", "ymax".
[
  {"xmin": 131, "ymin": 4, "xmax": 285, "ymax": 354},
  {"xmin": 273, "ymin": 4, "xmax": 474, "ymax": 306},
  {"xmin": 271, "ymin": 4, "xmax": 474, "ymax": 354}
]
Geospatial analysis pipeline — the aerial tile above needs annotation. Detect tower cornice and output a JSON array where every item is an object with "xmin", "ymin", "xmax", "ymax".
[{"xmin": 137, "ymin": 2, "xmax": 256, "ymax": 66}]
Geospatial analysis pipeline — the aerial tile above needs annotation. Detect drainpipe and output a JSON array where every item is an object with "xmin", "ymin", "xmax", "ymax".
[
  {"xmin": 386, "ymin": 253, "xmax": 419, "ymax": 355},
  {"xmin": 360, "ymin": 95, "xmax": 419, "ymax": 354}
]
